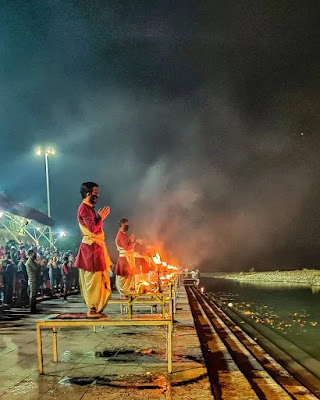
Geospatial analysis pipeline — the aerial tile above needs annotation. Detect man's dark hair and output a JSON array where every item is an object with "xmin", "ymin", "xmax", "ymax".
[
  {"xmin": 80, "ymin": 182, "xmax": 99, "ymax": 199},
  {"xmin": 119, "ymin": 218, "xmax": 128, "ymax": 227},
  {"xmin": 28, "ymin": 249, "xmax": 35, "ymax": 257},
  {"xmin": 64, "ymin": 256, "xmax": 69, "ymax": 262}
]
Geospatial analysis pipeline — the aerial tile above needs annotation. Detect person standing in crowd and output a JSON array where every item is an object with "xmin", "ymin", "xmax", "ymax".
[
  {"xmin": 19, "ymin": 245, "xmax": 26, "ymax": 260},
  {"xmin": 26, "ymin": 249, "xmax": 40, "ymax": 313},
  {"xmin": 48, "ymin": 253, "xmax": 58, "ymax": 293},
  {"xmin": 69, "ymin": 253, "xmax": 79, "ymax": 290},
  {"xmin": 2, "ymin": 252, "xmax": 14, "ymax": 305},
  {"xmin": 41, "ymin": 257, "xmax": 51, "ymax": 297},
  {"xmin": 55, "ymin": 251, "xmax": 62, "ymax": 292},
  {"xmin": 62, "ymin": 256, "xmax": 71, "ymax": 300},
  {"xmin": 16, "ymin": 256, "xmax": 28, "ymax": 307},
  {"xmin": 114, "ymin": 218, "xmax": 135, "ymax": 299},
  {"xmin": 74, "ymin": 182, "xmax": 113, "ymax": 318},
  {"xmin": 10, "ymin": 246, "xmax": 18, "ymax": 266}
]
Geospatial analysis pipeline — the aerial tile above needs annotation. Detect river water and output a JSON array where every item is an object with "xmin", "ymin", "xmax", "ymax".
[{"xmin": 201, "ymin": 277, "xmax": 320, "ymax": 360}]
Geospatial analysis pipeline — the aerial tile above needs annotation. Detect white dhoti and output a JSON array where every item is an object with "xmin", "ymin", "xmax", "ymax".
[
  {"xmin": 116, "ymin": 275, "xmax": 134, "ymax": 297},
  {"xmin": 79, "ymin": 269, "xmax": 111, "ymax": 313},
  {"xmin": 78, "ymin": 222, "xmax": 112, "ymax": 312}
]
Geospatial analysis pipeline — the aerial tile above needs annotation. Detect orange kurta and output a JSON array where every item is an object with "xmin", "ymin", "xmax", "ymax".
[{"xmin": 75, "ymin": 200, "xmax": 112, "ymax": 312}]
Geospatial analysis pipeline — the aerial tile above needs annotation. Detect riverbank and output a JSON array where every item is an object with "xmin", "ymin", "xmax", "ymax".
[{"xmin": 201, "ymin": 269, "xmax": 320, "ymax": 286}]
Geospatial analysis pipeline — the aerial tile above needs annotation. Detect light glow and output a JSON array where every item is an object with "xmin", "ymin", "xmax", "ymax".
[
  {"xmin": 152, "ymin": 253, "xmax": 161, "ymax": 264},
  {"xmin": 46, "ymin": 148, "xmax": 56, "ymax": 155},
  {"xmin": 35, "ymin": 147, "xmax": 56, "ymax": 156}
]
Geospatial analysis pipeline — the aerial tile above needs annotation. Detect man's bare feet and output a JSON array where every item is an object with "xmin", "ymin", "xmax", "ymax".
[{"xmin": 87, "ymin": 310, "xmax": 101, "ymax": 318}]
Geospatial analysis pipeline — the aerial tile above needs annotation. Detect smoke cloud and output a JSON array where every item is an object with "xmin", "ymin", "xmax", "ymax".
[{"xmin": 1, "ymin": 1, "xmax": 319, "ymax": 270}]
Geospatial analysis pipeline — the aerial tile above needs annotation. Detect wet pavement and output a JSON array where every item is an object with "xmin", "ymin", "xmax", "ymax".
[{"xmin": 0, "ymin": 290, "xmax": 212, "ymax": 399}]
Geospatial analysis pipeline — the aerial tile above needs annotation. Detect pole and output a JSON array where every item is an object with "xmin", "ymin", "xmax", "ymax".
[
  {"xmin": 45, "ymin": 152, "xmax": 51, "ymax": 218},
  {"xmin": 45, "ymin": 153, "xmax": 53, "ymax": 247}
]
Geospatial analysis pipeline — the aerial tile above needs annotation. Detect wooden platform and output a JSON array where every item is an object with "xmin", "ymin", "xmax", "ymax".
[{"xmin": 36, "ymin": 313, "xmax": 173, "ymax": 375}]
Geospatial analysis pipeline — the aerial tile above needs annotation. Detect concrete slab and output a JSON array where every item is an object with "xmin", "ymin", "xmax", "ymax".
[{"xmin": 0, "ymin": 290, "xmax": 213, "ymax": 399}]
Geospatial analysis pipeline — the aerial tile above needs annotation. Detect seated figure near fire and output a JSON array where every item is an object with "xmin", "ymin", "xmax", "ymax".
[
  {"xmin": 75, "ymin": 182, "xmax": 113, "ymax": 318},
  {"xmin": 114, "ymin": 218, "xmax": 135, "ymax": 298}
]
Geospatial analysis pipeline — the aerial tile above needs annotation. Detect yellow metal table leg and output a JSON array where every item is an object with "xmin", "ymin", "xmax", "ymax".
[
  {"xmin": 93, "ymin": 326, "xmax": 97, "ymax": 333},
  {"xmin": 128, "ymin": 296, "xmax": 132, "ymax": 318},
  {"xmin": 52, "ymin": 327, "xmax": 58, "ymax": 362},
  {"xmin": 37, "ymin": 324, "xmax": 43, "ymax": 374},
  {"xmin": 169, "ymin": 298, "xmax": 173, "ymax": 318},
  {"xmin": 168, "ymin": 322, "xmax": 172, "ymax": 373}
]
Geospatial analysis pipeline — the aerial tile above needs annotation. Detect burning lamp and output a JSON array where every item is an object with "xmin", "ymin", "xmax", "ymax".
[
  {"xmin": 200, "ymin": 287, "xmax": 205, "ymax": 294},
  {"xmin": 0, "ymin": 211, "xmax": 3, "ymax": 218},
  {"xmin": 59, "ymin": 230, "xmax": 67, "ymax": 237},
  {"xmin": 152, "ymin": 253, "xmax": 161, "ymax": 264}
]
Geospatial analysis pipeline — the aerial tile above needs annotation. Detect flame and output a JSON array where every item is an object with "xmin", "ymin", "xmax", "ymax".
[
  {"xmin": 152, "ymin": 253, "xmax": 178, "ymax": 270},
  {"xmin": 152, "ymin": 253, "xmax": 162, "ymax": 264}
]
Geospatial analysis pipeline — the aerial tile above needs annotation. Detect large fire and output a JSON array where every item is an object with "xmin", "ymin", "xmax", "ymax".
[{"xmin": 135, "ymin": 251, "xmax": 179, "ymax": 294}]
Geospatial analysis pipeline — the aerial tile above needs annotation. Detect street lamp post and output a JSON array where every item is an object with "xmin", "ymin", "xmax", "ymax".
[
  {"xmin": 36, "ymin": 147, "xmax": 56, "ymax": 246},
  {"xmin": 44, "ymin": 152, "xmax": 51, "ymax": 218}
]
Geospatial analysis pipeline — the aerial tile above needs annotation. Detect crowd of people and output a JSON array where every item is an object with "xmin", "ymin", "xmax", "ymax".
[{"xmin": 0, "ymin": 239, "xmax": 77, "ymax": 312}]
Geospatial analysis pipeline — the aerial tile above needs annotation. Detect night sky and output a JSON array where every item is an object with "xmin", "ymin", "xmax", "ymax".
[{"xmin": 1, "ymin": 1, "xmax": 320, "ymax": 270}]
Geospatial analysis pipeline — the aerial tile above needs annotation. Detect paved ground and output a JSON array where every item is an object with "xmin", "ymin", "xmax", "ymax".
[{"xmin": 0, "ymin": 289, "xmax": 212, "ymax": 399}]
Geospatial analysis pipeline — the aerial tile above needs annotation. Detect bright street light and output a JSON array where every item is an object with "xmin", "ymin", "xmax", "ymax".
[
  {"xmin": 35, "ymin": 147, "xmax": 56, "ymax": 157},
  {"xmin": 0, "ymin": 211, "xmax": 3, "ymax": 218},
  {"xmin": 59, "ymin": 230, "xmax": 67, "ymax": 237}
]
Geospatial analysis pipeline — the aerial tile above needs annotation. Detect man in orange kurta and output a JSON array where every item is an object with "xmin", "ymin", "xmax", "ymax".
[
  {"xmin": 75, "ymin": 182, "xmax": 113, "ymax": 317},
  {"xmin": 114, "ymin": 218, "xmax": 135, "ymax": 298}
]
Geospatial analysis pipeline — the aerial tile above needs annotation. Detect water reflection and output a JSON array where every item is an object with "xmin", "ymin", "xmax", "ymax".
[
  {"xmin": 203, "ymin": 278, "xmax": 320, "ymax": 360},
  {"xmin": 239, "ymin": 281, "xmax": 312, "ymax": 289}
]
